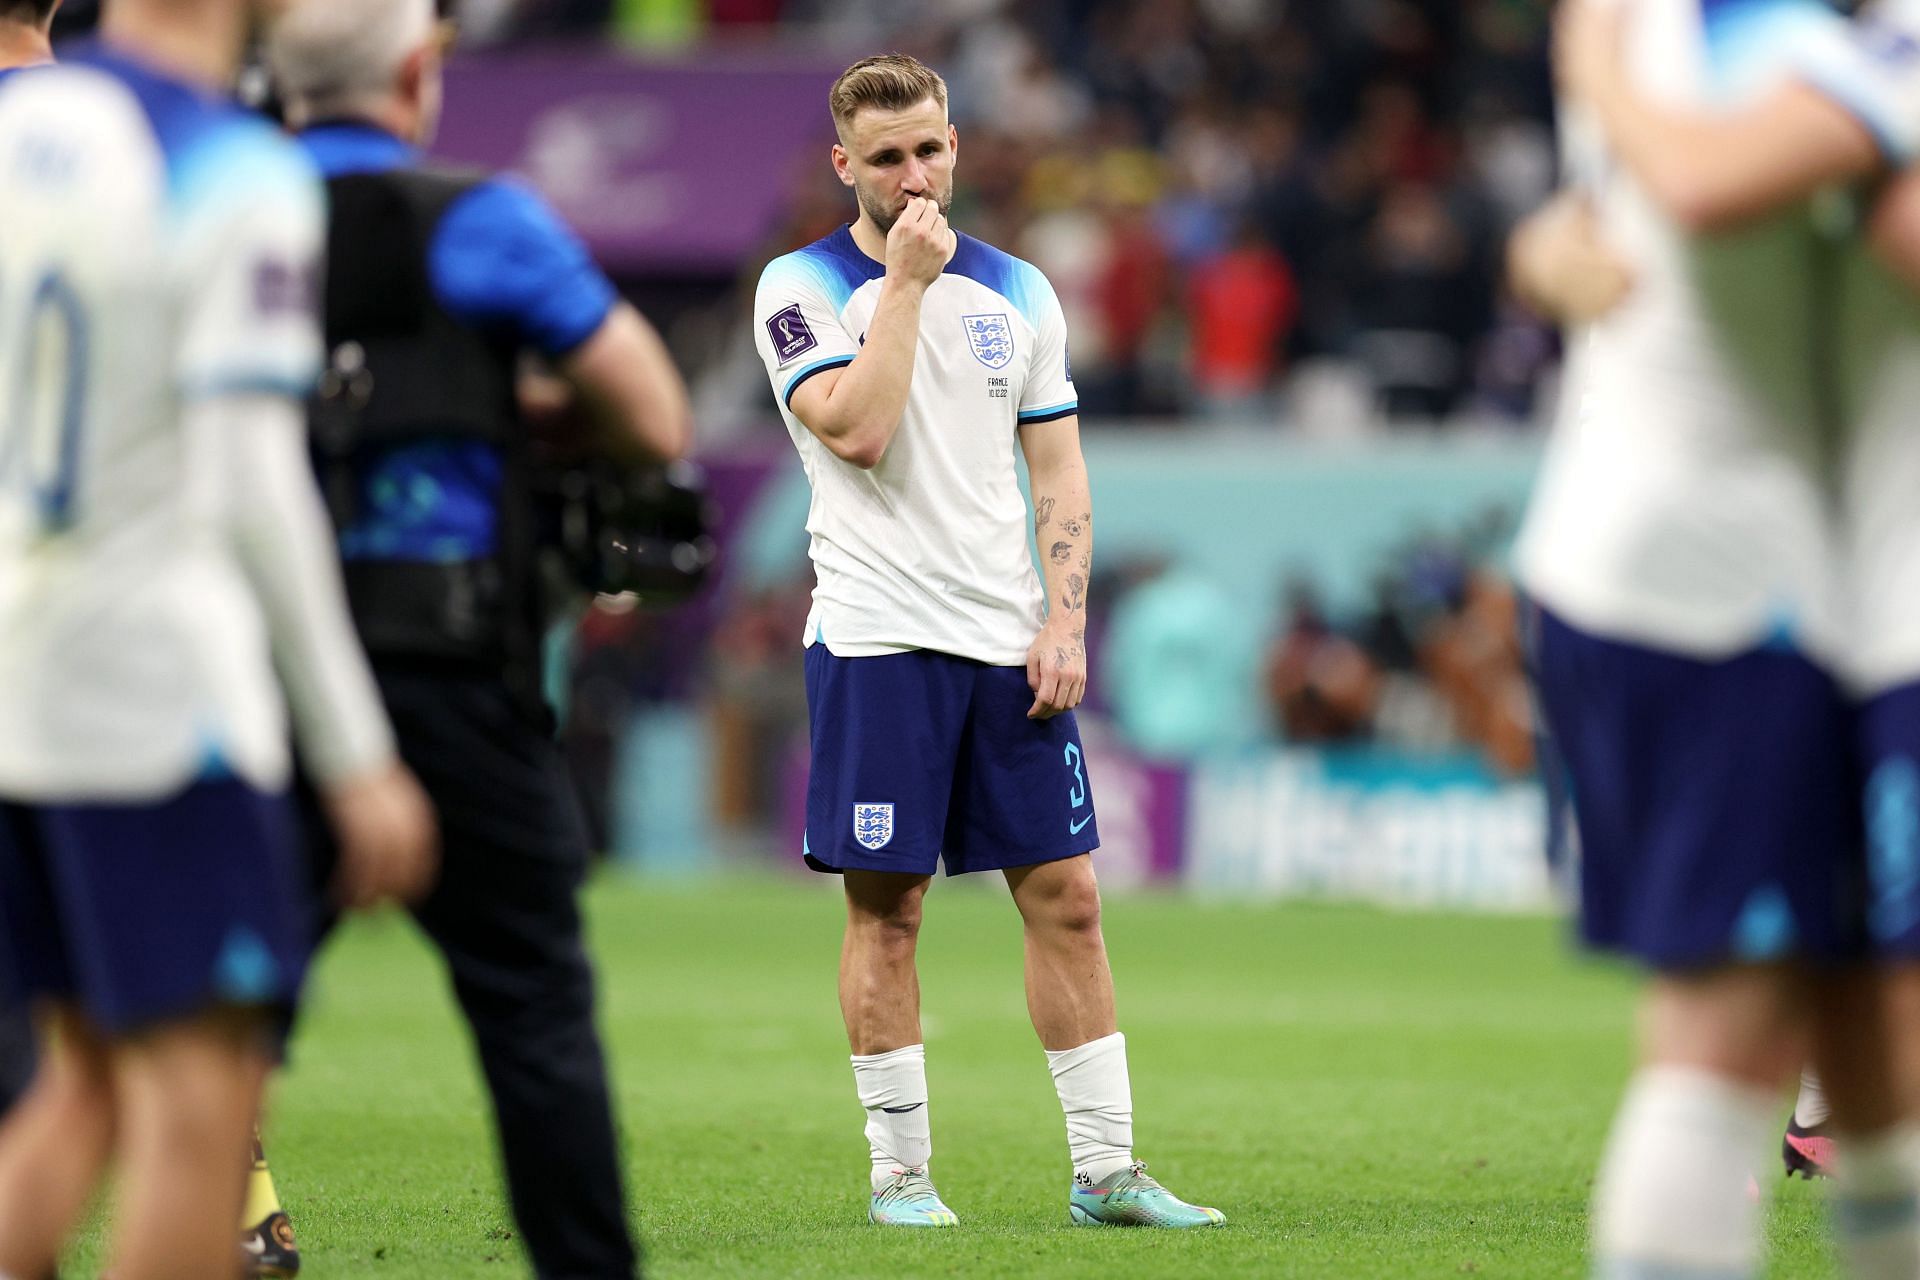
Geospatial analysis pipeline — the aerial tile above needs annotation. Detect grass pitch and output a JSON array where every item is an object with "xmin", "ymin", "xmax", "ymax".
[{"xmin": 68, "ymin": 873, "xmax": 1839, "ymax": 1278}]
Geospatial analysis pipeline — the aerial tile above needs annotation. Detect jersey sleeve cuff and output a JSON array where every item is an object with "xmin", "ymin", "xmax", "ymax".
[
  {"xmin": 1016, "ymin": 400, "xmax": 1078, "ymax": 425},
  {"xmin": 180, "ymin": 370, "xmax": 321, "ymax": 401},
  {"xmin": 1797, "ymin": 65, "xmax": 1916, "ymax": 167},
  {"xmin": 781, "ymin": 355, "xmax": 855, "ymax": 407}
]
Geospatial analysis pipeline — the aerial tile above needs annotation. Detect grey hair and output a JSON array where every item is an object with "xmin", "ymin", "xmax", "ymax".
[{"xmin": 264, "ymin": 0, "xmax": 438, "ymax": 122}]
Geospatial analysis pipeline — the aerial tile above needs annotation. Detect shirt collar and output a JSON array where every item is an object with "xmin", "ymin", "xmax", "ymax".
[{"xmin": 298, "ymin": 119, "xmax": 420, "ymax": 178}]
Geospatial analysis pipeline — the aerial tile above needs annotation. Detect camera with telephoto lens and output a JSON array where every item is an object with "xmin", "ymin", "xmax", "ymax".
[{"xmin": 535, "ymin": 459, "xmax": 718, "ymax": 608}]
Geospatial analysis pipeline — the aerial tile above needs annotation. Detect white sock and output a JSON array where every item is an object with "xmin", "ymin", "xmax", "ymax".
[
  {"xmin": 1793, "ymin": 1068, "xmax": 1830, "ymax": 1128},
  {"xmin": 1831, "ymin": 1127, "xmax": 1920, "ymax": 1279},
  {"xmin": 852, "ymin": 1044, "xmax": 931, "ymax": 1192},
  {"xmin": 1591, "ymin": 1066, "xmax": 1775, "ymax": 1279},
  {"xmin": 1046, "ymin": 1031, "xmax": 1134, "ymax": 1187}
]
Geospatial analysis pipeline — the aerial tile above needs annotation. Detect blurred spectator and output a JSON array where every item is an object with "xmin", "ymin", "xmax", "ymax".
[
  {"xmin": 491, "ymin": 0, "xmax": 1560, "ymax": 423},
  {"xmin": 1101, "ymin": 559, "xmax": 1263, "ymax": 761},
  {"xmin": 1221, "ymin": 509, "xmax": 1534, "ymax": 773},
  {"xmin": 1350, "ymin": 182, "xmax": 1484, "ymax": 420},
  {"xmin": 1265, "ymin": 584, "xmax": 1378, "ymax": 743},
  {"xmin": 506, "ymin": 0, "xmax": 615, "ymax": 39},
  {"xmin": 1418, "ymin": 569, "xmax": 1534, "ymax": 774},
  {"xmin": 704, "ymin": 580, "xmax": 811, "ymax": 830},
  {"xmin": 1186, "ymin": 221, "xmax": 1297, "ymax": 422}
]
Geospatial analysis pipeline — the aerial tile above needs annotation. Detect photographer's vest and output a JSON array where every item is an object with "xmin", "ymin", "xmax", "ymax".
[{"xmin": 311, "ymin": 167, "xmax": 543, "ymax": 705}]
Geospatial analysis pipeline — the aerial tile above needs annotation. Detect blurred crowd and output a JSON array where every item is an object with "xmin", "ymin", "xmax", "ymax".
[
  {"xmin": 51, "ymin": 0, "xmax": 1560, "ymax": 424},
  {"xmin": 1087, "ymin": 505, "xmax": 1533, "ymax": 775},
  {"xmin": 484, "ymin": 0, "xmax": 1564, "ymax": 426},
  {"xmin": 1255, "ymin": 515, "xmax": 1533, "ymax": 774}
]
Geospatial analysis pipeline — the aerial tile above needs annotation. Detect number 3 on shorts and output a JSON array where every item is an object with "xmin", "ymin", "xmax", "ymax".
[{"xmin": 1064, "ymin": 742, "xmax": 1086, "ymax": 809}]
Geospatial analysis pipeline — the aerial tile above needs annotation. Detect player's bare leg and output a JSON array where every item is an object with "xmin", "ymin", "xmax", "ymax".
[
  {"xmin": 1811, "ymin": 964, "xmax": 1920, "ymax": 1274},
  {"xmin": 1878, "ymin": 965, "xmax": 1920, "ymax": 1119},
  {"xmin": 1638, "ymin": 966, "xmax": 1808, "ymax": 1088},
  {"xmin": 840, "ymin": 870, "xmax": 928, "ymax": 1056},
  {"xmin": 840, "ymin": 871, "xmax": 951, "ymax": 1226},
  {"xmin": 0, "ymin": 1007, "xmax": 116, "ymax": 1279},
  {"xmin": 1593, "ymin": 965, "xmax": 1920, "ymax": 1278},
  {"xmin": 1006, "ymin": 853, "xmax": 1221, "ymax": 1227},
  {"xmin": 1808, "ymin": 967, "xmax": 1900, "ymax": 1132},
  {"xmin": 1594, "ymin": 968, "xmax": 1800, "ymax": 1276},
  {"xmin": 1005, "ymin": 854, "xmax": 1115, "ymax": 1050},
  {"xmin": 105, "ymin": 1008, "xmax": 271, "ymax": 1280}
]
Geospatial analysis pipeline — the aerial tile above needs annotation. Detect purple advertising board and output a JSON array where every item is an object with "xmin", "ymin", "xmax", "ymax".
[{"xmin": 435, "ymin": 49, "xmax": 842, "ymax": 274}]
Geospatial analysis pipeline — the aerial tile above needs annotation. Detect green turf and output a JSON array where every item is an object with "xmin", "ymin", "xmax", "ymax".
[{"xmin": 66, "ymin": 873, "xmax": 1841, "ymax": 1278}]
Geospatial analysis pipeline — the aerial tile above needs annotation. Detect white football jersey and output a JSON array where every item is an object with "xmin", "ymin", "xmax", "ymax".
[
  {"xmin": 1515, "ymin": 0, "xmax": 1872, "ymax": 665},
  {"xmin": 0, "ymin": 52, "xmax": 326, "ymax": 799},
  {"xmin": 753, "ymin": 226, "xmax": 1078, "ymax": 667},
  {"xmin": 1806, "ymin": 0, "xmax": 1920, "ymax": 695}
]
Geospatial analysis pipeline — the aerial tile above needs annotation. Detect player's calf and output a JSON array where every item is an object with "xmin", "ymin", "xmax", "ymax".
[
  {"xmin": 0, "ymin": 1009, "xmax": 115, "ymax": 1280},
  {"xmin": 104, "ymin": 1010, "xmax": 272, "ymax": 1280}
]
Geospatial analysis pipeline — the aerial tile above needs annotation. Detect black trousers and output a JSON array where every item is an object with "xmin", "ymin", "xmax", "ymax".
[{"xmin": 308, "ymin": 666, "xmax": 638, "ymax": 1280}]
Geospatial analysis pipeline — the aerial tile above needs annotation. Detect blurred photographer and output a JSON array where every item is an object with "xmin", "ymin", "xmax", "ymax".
[{"xmin": 263, "ymin": 3, "xmax": 691, "ymax": 1276}]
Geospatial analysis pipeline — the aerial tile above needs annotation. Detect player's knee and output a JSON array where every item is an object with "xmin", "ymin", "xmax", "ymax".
[
  {"xmin": 34, "ymin": 1013, "xmax": 112, "ymax": 1113},
  {"xmin": 846, "ymin": 874, "xmax": 928, "ymax": 941},
  {"xmin": 119, "ymin": 1066, "xmax": 255, "ymax": 1167},
  {"xmin": 866, "ymin": 894, "xmax": 924, "ymax": 945},
  {"xmin": 1643, "ymin": 966, "xmax": 1806, "ymax": 1086},
  {"xmin": 1040, "ymin": 875, "xmax": 1103, "ymax": 937},
  {"xmin": 21, "ymin": 1052, "xmax": 113, "ymax": 1146}
]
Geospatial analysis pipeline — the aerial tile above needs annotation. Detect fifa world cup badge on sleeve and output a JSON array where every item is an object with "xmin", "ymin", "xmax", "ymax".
[
  {"xmin": 853, "ymin": 803, "xmax": 894, "ymax": 851},
  {"xmin": 767, "ymin": 304, "xmax": 817, "ymax": 362},
  {"xmin": 963, "ymin": 313, "xmax": 1014, "ymax": 369}
]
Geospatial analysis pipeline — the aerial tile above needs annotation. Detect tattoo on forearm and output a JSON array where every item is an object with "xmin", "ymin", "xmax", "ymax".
[
  {"xmin": 1076, "ymin": 551, "xmax": 1090, "ymax": 571},
  {"xmin": 1061, "ymin": 511, "xmax": 1087, "ymax": 538},
  {"xmin": 1048, "ymin": 541, "xmax": 1072, "ymax": 564},
  {"xmin": 1062, "ymin": 572, "xmax": 1086, "ymax": 613},
  {"xmin": 1035, "ymin": 497, "xmax": 1055, "ymax": 529}
]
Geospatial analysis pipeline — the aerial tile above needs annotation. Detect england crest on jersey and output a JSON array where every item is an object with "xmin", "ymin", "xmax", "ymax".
[
  {"xmin": 853, "ymin": 802, "xmax": 894, "ymax": 850},
  {"xmin": 963, "ymin": 313, "xmax": 1014, "ymax": 369}
]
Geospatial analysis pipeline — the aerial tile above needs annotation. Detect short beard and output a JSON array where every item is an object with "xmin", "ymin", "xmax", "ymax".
[{"xmin": 861, "ymin": 183, "xmax": 952, "ymax": 234}]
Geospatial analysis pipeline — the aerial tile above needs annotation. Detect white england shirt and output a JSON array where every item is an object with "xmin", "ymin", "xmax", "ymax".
[
  {"xmin": 753, "ymin": 225, "xmax": 1078, "ymax": 667},
  {"xmin": 1794, "ymin": 0, "xmax": 1920, "ymax": 695},
  {"xmin": 0, "ymin": 53, "xmax": 327, "ymax": 799},
  {"xmin": 1515, "ymin": 0, "xmax": 1872, "ymax": 666}
]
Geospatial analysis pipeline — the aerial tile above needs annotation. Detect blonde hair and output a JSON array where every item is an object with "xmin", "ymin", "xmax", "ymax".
[{"xmin": 829, "ymin": 54, "xmax": 948, "ymax": 136}]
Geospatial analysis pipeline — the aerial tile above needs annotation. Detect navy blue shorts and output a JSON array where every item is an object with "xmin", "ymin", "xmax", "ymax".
[
  {"xmin": 802, "ymin": 646, "xmax": 1100, "ymax": 876},
  {"xmin": 1529, "ymin": 603, "xmax": 1866, "ymax": 970},
  {"xmin": 1858, "ymin": 682, "xmax": 1920, "ymax": 955},
  {"xmin": 0, "ymin": 778, "xmax": 311, "ymax": 1034}
]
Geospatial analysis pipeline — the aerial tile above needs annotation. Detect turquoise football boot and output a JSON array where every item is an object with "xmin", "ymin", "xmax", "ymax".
[
  {"xmin": 1068, "ymin": 1161, "xmax": 1226, "ymax": 1228},
  {"xmin": 869, "ymin": 1169, "xmax": 959, "ymax": 1227}
]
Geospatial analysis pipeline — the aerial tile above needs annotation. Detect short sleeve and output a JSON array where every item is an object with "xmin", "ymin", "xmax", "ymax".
[
  {"xmin": 753, "ymin": 253, "xmax": 862, "ymax": 409},
  {"xmin": 175, "ymin": 127, "xmax": 324, "ymax": 401},
  {"xmin": 1016, "ymin": 267, "xmax": 1077, "ymax": 426},
  {"xmin": 1791, "ymin": 0, "xmax": 1920, "ymax": 165},
  {"xmin": 430, "ymin": 178, "xmax": 619, "ymax": 359}
]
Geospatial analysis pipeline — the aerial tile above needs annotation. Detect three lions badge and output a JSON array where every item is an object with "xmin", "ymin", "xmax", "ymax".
[
  {"xmin": 853, "ymin": 803, "xmax": 895, "ymax": 850},
  {"xmin": 963, "ymin": 313, "xmax": 1014, "ymax": 369}
]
